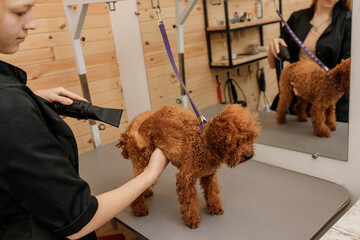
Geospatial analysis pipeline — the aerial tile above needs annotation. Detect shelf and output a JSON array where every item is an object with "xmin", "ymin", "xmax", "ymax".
[
  {"xmin": 211, "ymin": 51, "xmax": 268, "ymax": 67},
  {"xmin": 63, "ymin": 0, "xmax": 124, "ymax": 5},
  {"xmin": 207, "ymin": 17, "xmax": 281, "ymax": 32},
  {"xmin": 203, "ymin": 0, "xmax": 282, "ymax": 69}
]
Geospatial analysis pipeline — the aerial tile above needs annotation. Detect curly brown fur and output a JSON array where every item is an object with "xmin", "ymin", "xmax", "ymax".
[
  {"xmin": 117, "ymin": 104, "xmax": 259, "ymax": 229},
  {"xmin": 276, "ymin": 58, "xmax": 350, "ymax": 137}
]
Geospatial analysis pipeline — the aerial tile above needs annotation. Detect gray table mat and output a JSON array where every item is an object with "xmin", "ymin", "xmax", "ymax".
[
  {"xmin": 79, "ymin": 143, "xmax": 349, "ymax": 240},
  {"xmin": 200, "ymin": 104, "xmax": 348, "ymax": 161}
]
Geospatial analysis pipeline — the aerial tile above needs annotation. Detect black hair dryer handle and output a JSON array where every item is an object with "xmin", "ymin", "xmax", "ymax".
[
  {"xmin": 53, "ymin": 99, "xmax": 123, "ymax": 128},
  {"xmin": 278, "ymin": 45, "xmax": 291, "ymax": 61}
]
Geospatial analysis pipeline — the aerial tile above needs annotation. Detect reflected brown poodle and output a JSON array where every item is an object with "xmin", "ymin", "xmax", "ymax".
[
  {"xmin": 117, "ymin": 104, "xmax": 259, "ymax": 228},
  {"xmin": 276, "ymin": 58, "xmax": 350, "ymax": 137}
]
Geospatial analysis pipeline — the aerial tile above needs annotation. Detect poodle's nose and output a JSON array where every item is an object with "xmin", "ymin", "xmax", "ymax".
[{"xmin": 244, "ymin": 153, "xmax": 253, "ymax": 160}]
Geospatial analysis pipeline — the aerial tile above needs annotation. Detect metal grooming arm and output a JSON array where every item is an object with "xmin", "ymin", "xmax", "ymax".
[
  {"xmin": 174, "ymin": 0, "xmax": 221, "ymax": 109},
  {"xmin": 62, "ymin": 0, "xmax": 123, "ymax": 148},
  {"xmin": 175, "ymin": 0, "xmax": 198, "ymax": 109}
]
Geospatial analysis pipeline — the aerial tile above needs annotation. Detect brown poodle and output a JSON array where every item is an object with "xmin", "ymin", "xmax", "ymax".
[
  {"xmin": 116, "ymin": 104, "xmax": 259, "ymax": 229},
  {"xmin": 276, "ymin": 58, "xmax": 350, "ymax": 137}
]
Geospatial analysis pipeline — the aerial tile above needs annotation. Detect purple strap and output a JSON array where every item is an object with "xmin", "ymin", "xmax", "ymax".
[
  {"xmin": 275, "ymin": 9, "xmax": 343, "ymax": 91},
  {"xmin": 158, "ymin": 22, "xmax": 207, "ymax": 133}
]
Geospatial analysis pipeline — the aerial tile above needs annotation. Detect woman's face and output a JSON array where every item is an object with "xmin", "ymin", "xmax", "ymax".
[
  {"xmin": 317, "ymin": 0, "xmax": 340, "ymax": 9},
  {"xmin": 0, "ymin": 0, "xmax": 36, "ymax": 54},
  {"xmin": 0, "ymin": 1, "xmax": 6, "ymax": 23}
]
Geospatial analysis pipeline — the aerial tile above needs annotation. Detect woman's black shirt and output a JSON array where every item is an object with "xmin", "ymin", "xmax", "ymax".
[{"xmin": 0, "ymin": 60, "xmax": 98, "ymax": 240}]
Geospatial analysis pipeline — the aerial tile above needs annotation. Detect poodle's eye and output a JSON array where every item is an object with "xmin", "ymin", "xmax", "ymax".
[{"xmin": 236, "ymin": 139, "xmax": 240, "ymax": 148}]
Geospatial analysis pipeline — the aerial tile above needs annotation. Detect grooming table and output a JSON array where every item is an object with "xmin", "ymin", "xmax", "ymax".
[
  {"xmin": 201, "ymin": 104, "xmax": 348, "ymax": 161},
  {"xmin": 79, "ymin": 143, "xmax": 349, "ymax": 240}
]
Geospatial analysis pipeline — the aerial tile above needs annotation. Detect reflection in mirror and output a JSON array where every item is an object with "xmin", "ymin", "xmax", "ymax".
[
  {"xmin": 204, "ymin": 0, "xmax": 351, "ymax": 161},
  {"xmin": 263, "ymin": 0, "xmax": 351, "ymax": 161}
]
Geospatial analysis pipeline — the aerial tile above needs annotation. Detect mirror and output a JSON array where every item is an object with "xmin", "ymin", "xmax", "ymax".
[
  {"xmin": 259, "ymin": 0, "xmax": 351, "ymax": 161},
  {"xmin": 203, "ymin": 0, "xmax": 351, "ymax": 161}
]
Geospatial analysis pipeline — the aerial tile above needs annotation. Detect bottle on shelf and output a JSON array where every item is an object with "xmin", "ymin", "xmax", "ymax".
[{"xmin": 255, "ymin": 0, "xmax": 263, "ymax": 19}]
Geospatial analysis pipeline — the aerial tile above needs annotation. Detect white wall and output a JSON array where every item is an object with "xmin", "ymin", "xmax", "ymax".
[
  {"xmin": 254, "ymin": 0, "xmax": 360, "ymax": 202},
  {"xmin": 109, "ymin": 1, "xmax": 152, "ymax": 122}
]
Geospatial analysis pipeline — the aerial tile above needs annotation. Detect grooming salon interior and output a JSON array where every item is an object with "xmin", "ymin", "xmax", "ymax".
[{"xmin": 1, "ymin": 0, "xmax": 360, "ymax": 239}]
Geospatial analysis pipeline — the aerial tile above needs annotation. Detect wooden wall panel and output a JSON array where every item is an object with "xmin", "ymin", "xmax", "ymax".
[
  {"xmin": 138, "ymin": 0, "xmax": 311, "ymax": 114},
  {"xmin": 0, "ymin": 1, "xmax": 125, "ymax": 154},
  {"xmin": 0, "ymin": 0, "xmax": 311, "ymax": 154}
]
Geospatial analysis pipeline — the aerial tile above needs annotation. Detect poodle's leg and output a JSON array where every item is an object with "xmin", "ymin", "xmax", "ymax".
[
  {"xmin": 200, "ymin": 173, "xmax": 223, "ymax": 216},
  {"xmin": 310, "ymin": 104, "xmax": 331, "ymax": 137},
  {"xmin": 129, "ymin": 158, "xmax": 153, "ymax": 216},
  {"xmin": 276, "ymin": 81, "xmax": 293, "ymax": 124},
  {"xmin": 325, "ymin": 105, "xmax": 337, "ymax": 131},
  {"xmin": 143, "ymin": 188, "xmax": 154, "ymax": 197},
  {"xmin": 176, "ymin": 171, "xmax": 201, "ymax": 229},
  {"xmin": 293, "ymin": 97, "xmax": 308, "ymax": 122}
]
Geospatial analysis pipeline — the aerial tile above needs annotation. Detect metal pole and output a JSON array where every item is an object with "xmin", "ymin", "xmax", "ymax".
[
  {"xmin": 175, "ymin": 0, "xmax": 188, "ymax": 109},
  {"xmin": 175, "ymin": 0, "xmax": 199, "ymax": 109},
  {"xmin": 224, "ymin": 0, "xmax": 233, "ymax": 67},
  {"xmin": 63, "ymin": 2, "xmax": 101, "ymax": 148}
]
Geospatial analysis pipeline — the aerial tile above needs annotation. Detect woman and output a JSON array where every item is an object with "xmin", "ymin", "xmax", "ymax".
[
  {"xmin": 268, "ymin": 0, "xmax": 351, "ymax": 122},
  {"xmin": 0, "ymin": 0, "xmax": 168, "ymax": 239}
]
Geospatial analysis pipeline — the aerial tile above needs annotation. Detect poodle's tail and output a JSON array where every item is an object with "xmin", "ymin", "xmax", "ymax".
[{"xmin": 116, "ymin": 131, "xmax": 131, "ymax": 159}]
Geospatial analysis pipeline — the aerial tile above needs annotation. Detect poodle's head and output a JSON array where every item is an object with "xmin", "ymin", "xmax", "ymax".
[
  {"xmin": 331, "ymin": 58, "xmax": 351, "ymax": 92},
  {"xmin": 203, "ymin": 104, "xmax": 260, "ymax": 168}
]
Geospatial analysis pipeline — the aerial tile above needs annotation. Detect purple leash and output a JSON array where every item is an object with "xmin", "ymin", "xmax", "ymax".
[
  {"xmin": 272, "ymin": 0, "xmax": 343, "ymax": 91},
  {"xmin": 157, "ymin": 20, "xmax": 207, "ymax": 133}
]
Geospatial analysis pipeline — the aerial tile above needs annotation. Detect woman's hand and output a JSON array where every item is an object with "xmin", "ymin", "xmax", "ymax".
[
  {"xmin": 144, "ymin": 148, "xmax": 169, "ymax": 183},
  {"xmin": 35, "ymin": 87, "xmax": 87, "ymax": 105},
  {"xmin": 35, "ymin": 87, "xmax": 87, "ymax": 119},
  {"xmin": 269, "ymin": 38, "xmax": 288, "ymax": 60}
]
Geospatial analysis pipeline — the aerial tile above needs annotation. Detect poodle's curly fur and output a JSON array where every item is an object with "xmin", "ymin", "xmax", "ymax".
[
  {"xmin": 116, "ymin": 104, "xmax": 259, "ymax": 228},
  {"xmin": 276, "ymin": 58, "xmax": 350, "ymax": 137}
]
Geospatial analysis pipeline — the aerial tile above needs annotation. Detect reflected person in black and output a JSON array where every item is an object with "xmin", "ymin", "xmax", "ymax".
[{"xmin": 268, "ymin": 0, "xmax": 351, "ymax": 122}]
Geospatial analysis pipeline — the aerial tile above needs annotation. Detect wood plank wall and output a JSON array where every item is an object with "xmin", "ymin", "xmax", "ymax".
[
  {"xmin": 137, "ymin": 0, "xmax": 311, "ymax": 112},
  {"xmin": 0, "ymin": 0, "xmax": 311, "ymax": 154},
  {"xmin": 0, "ymin": 1, "xmax": 125, "ymax": 154}
]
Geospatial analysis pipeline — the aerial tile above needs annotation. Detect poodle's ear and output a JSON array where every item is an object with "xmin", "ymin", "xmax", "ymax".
[
  {"xmin": 333, "ymin": 58, "xmax": 351, "ymax": 92},
  {"xmin": 203, "ymin": 105, "xmax": 260, "ymax": 160}
]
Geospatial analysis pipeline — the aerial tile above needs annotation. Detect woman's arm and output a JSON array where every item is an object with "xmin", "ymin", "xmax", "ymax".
[
  {"xmin": 267, "ymin": 11, "xmax": 298, "ymax": 68},
  {"xmin": 34, "ymin": 87, "xmax": 88, "ymax": 119},
  {"xmin": 35, "ymin": 87, "xmax": 87, "ymax": 105},
  {"xmin": 267, "ymin": 38, "xmax": 287, "ymax": 68},
  {"xmin": 67, "ymin": 148, "xmax": 168, "ymax": 240},
  {"xmin": 33, "ymin": 87, "xmax": 169, "ymax": 239}
]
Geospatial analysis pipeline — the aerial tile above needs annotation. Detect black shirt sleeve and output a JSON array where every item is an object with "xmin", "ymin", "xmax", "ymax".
[
  {"xmin": 280, "ymin": 12, "xmax": 295, "ymax": 45},
  {"xmin": 340, "ymin": 12, "xmax": 351, "ymax": 60},
  {"xmin": 0, "ymin": 87, "xmax": 98, "ymax": 237}
]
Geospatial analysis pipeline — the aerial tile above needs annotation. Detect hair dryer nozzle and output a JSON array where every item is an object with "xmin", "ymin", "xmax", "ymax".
[{"xmin": 93, "ymin": 108, "xmax": 123, "ymax": 127}]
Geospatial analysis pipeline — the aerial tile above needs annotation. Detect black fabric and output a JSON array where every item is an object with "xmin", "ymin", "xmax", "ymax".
[
  {"xmin": 0, "ymin": 60, "xmax": 98, "ymax": 240},
  {"xmin": 271, "ymin": 2, "xmax": 351, "ymax": 122}
]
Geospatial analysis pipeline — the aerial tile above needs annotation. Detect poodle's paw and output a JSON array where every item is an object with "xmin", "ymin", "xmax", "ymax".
[
  {"xmin": 314, "ymin": 127, "xmax": 331, "ymax": 138},
  {"xmin": 327, "ymin": 122, "xmax": 337, "ymax": 131},
  {"xmin": 276, "ymin": 115, "xmax": 286, "ymax": 124},
  {"xmin": 130, "ymin": 198, "xmax": 149, "ymax": 217},
  {"xmin": 143, "ymin": 188, "xmax": 154, "ymax": 197},
  {"xmin": 297, "ymin": 115, "xmax": 308, "ymax": 122},
  {"xmin": 183, "ymin": 215, "xmax": 201, "ymax": 229},
  {"xmin": 206, "ymin": 205, "xmax": 224, "ymax": 216},
  {"xmin": 131, "ymin": 206, "xmax": 149, "ymax": 217}
]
